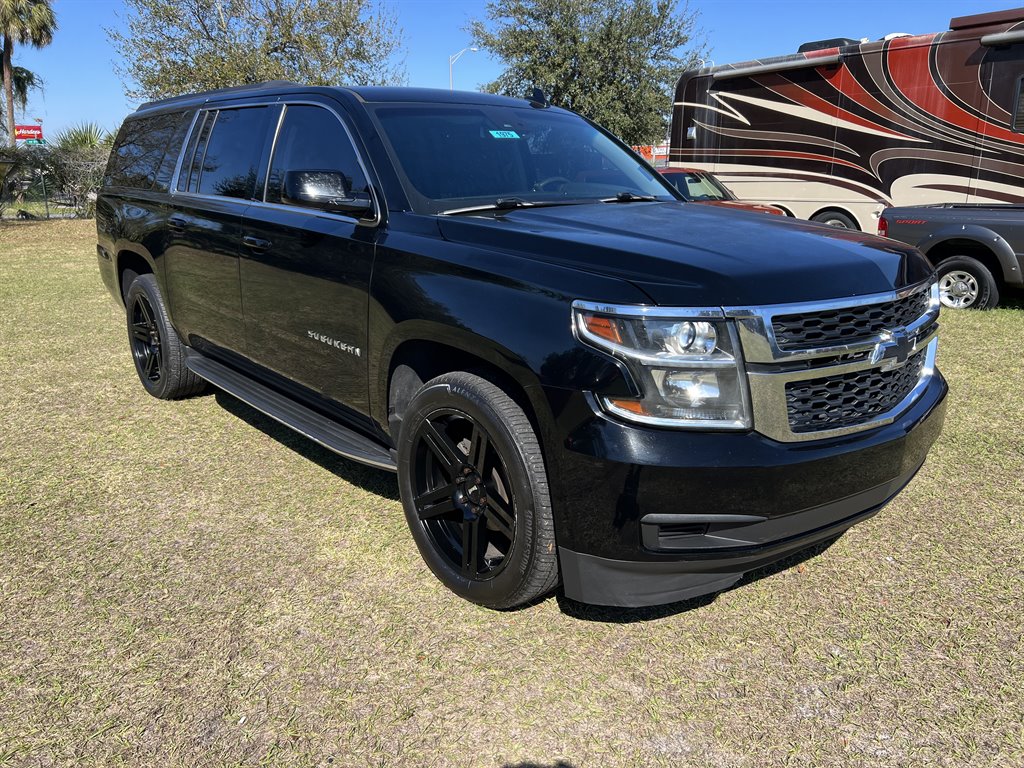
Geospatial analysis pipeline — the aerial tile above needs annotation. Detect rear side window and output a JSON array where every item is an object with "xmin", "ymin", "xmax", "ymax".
[
  {"xmin": 104, "ymin": 110, "xmax": 189, "ymax": 190},
  {"xmin": 195, "ymin": 107, "xmax": 272, "ymax": 199},
  {"xmin": 265, "ymin": 105, "xmax": 369, "ymax": 205},
  {"xmin": 152, "ymin": 112, "xmax": 194, "ymax": 192}
]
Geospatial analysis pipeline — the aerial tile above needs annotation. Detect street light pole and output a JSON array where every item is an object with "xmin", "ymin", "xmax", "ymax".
[{"xmin": 448, "ymin": 46, "xmax": 478, "ymax": 91}]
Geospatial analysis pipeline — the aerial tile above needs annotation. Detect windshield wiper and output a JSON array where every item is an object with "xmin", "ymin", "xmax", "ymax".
[
  {"xmin": 601, "ymin": 191, "xmax": 658, "ymax": 203},
  {"xmin": 440, "ymin": 198, "xmax": 583, "ymax": 216}
]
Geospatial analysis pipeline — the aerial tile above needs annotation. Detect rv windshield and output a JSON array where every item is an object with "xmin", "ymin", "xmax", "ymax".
[{"xmin": 368, "ymin": 104, "xmax": 678, "ymax": 214}]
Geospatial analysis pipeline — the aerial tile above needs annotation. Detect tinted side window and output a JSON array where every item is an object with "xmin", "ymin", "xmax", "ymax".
[
  {"xmin": 152, "ymin": 111, "xmax": 194, "ymax": 192},
  {"xmin": 104, "ymin": 111, "xmax": 188, "ymax": 190},
  {"xmin": 266, "ymin": 105, "xmax": 369, "ymax": 205},
  {"xmin": 196, "ymin": 107, "xmax": 271, "ymax": 199}
]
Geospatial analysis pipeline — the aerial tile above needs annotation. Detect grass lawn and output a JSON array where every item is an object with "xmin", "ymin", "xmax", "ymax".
[{"xmin": 1, "ymin": 220, "xmax": 1021, "ymax": 767}]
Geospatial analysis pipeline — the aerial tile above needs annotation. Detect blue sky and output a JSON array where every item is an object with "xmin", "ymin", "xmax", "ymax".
[{"xmin": 11, "ymin": 0, "xmax": 1022, "ymax": 138}]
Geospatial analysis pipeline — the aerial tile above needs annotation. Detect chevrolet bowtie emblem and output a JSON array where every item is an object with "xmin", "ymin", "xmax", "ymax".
[{"xmin": 870, "ymin": 328, "xmax": 915, "ymax": 370}]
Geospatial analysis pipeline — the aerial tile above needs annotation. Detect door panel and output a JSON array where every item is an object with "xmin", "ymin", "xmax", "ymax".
[
  {"xmin": 240, "ymin": 103, "xmax": 377, "ymax": 415},
  {"xmin": 163, "ymin": 105, "xmax": 275, "ymax": 355},
  {"xmin": 240, "ymin": 209, "xmax": 374, "ymax": 413},
  {"xmin": 163, "ymin": 196, "xmax": 250, "ymax": 352}
]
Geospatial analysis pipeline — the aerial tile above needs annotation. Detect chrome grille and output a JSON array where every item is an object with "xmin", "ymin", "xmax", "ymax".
[
  {"xmin": 785, "ymin": 350, "xmax": 927, "ymax": 433},
  {"xmin": 771, "ymin": 289, "xmax": 931, "ymax": 350},
  {"xmin": 727, "ymin": 282, "xmax": 940, "ymax": 442}
]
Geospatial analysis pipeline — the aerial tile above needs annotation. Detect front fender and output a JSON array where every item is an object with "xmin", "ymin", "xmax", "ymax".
[{"xmin": 367, "ymin": 219, "xmax": 651, "ymax": 437}]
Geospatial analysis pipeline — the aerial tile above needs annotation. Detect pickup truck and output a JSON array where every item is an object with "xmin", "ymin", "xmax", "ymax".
[
  {"xmin": 879, "ymin": 203, "xmax": 1024, "ymax": 309},
  {"xmin": 97, "ymin": 82, "xmax": 947, "ymax": 609}
]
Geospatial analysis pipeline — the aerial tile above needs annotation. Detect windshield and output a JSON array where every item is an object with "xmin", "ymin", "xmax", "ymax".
[
  {"xmin": 663, "ymin": 171, "xmax": 736, "ymax": 202},
  {"xmin": 367, "ymin": 104, "xmax": 679, "ymax": 213}
]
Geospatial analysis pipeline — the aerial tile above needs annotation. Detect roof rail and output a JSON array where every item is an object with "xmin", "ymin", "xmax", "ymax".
[{"xmin": 137, "ymin": 80, "xmax": 302, "ymax": 112}]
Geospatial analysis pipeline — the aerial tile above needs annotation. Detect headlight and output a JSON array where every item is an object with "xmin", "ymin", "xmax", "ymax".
[{"xmin": 572, "ymin": 301, "xmax": 752, "ymax": 429}]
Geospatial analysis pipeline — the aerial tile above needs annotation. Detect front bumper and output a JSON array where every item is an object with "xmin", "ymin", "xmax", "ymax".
[{"xmin": 545, "ymin": 371, "xmax": 948, "ymax": 607}]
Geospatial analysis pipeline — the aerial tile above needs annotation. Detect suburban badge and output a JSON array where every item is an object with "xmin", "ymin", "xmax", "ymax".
[{"xmin": 307, "ymin": 330, "xmax": 360, "ymax": 357}]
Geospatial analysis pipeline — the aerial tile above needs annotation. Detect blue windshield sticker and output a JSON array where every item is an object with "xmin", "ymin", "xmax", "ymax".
[{"xmin": 489, "ymin": 130, "xmax": 521, "ymax": 139}]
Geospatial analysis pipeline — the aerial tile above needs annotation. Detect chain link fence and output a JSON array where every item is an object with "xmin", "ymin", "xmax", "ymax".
[{"xmin": 0, "ymin": 146, "xmax": 107, "ymax": 220}]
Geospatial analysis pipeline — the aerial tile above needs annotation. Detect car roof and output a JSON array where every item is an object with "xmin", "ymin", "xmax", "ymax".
[
  {"xmin": 134, "ymin": 82, "xmax": 552, "ymax": 116},
  {"xmin": 346, "ymin": 86, "xmax": 534, "ymax": 107}
]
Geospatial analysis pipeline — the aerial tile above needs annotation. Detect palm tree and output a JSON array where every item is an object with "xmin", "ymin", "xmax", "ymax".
[
  {"xmin": 0, "ymin": 65, "xmax": 42, "ymax": 134},
  {"xmin": 0, "ymin": 0, "xmax": 57, "ymax": 147},
  {"xmin": 52, "ymin": 121, "xmax": 112, "ymax": 151}
]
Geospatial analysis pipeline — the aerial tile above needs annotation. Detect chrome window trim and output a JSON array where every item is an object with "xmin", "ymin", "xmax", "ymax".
[
  {"xmin": 191, "ymin": 109, "xmax": 218, "ymax": 193},
  {"xmin": 262, "ymin": 104, "xmax": 288, "ymax": 203},
  {"xmin": 169, "ymin": 108, "xmax": 203, "ymax": 193},
  {"xmin": 168, "ymin": 98, "xmax": 384, "ymax": 228}
]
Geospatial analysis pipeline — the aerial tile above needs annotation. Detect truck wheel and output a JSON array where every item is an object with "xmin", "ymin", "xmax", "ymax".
[
  {"xmin": 125, "ymin": 274, "xmax": 207, "ymax": 399},
  {"xmin": 397, "ymin": 372, "xmax": 559, "ymax": 609},
  {"xmin": 811, "ymin": 210, "xmax": 858, "ymax": 230},
  {"xmin": 936, "ymin": 256, "xmax": 999, "ymax": 309}
]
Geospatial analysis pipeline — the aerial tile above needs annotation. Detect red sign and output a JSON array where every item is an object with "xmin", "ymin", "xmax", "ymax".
[{"xmin": 15, "ymin": 124, "xmax": 43, "ymax": 140}]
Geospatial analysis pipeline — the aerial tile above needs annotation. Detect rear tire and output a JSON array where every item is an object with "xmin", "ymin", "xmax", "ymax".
[
  {"xmin": 936, "ymin": 256, "xmax": 999, "ymax": 309},
  {"xmin": 125, "ymin": 274, "xmax": 207, "ymax": 399},
  {"xmin": 396, "ymin": 372, "xmax": 559, "ymax": 609},
  {"xmin": 811, "ymin": 210, "xmax": 858, "ymax": 230}
]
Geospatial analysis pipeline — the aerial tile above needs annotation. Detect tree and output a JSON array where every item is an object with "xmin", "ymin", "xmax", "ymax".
[
  {"xmin": 46, "ymin": 121, "xmax": 112, "ymax": 217},
  {"xmin": 470, "ymin": 0, "xmax": 705, "ymax": 145},
  {"xmin": 0, "ymin": 0, "xmax": 56, "ymax": 147},
  {"xmin": 108, "ymin": 0, "xmax": 405, "ymax": 102},
  {"xmin": 0, "ymin": 66, "xmax": 42, "ymax": 138}
]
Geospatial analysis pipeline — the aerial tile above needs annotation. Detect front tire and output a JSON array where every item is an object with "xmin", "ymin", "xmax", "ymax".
[
  {"xmin": 125, "ymin": 274, "xmax": 206, "ymax": 399},
  {"xmin": 397, "ymin": 372, "xmax": 559, "ymax": 609},
  {"xmin": 936, "ymin": 256, "xmax": 999, "ymax": 309}
]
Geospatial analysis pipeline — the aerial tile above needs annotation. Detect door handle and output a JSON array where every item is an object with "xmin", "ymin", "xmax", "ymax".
[
  {"xmin": 168, "ymin": 215, "xmax": 187, "ymax": 233},
  {"xmin": 242, "ymin": 235, "xmax": 272, "ymax": 251}
]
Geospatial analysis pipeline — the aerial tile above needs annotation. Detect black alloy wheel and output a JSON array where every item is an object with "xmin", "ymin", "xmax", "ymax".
[
  {"xmin": 123, "ymin": 274, "xmax": 206, "ymax": 400},
  {"xmin": 397, "ymin": 372, "xmax": 559, "ymax": 609},
  {"xmin": 411, "ymin": 408, "xmax": 517, "ymax": 579},
  {"xmin": 130, "ymin": 292, "xmax": 163, "ymax": 383}
]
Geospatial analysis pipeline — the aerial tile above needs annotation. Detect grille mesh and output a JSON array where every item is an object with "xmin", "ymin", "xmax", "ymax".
[
  {"xmin": 772, "ymin": 290, "xmax": 930, "ymax": 350},
  {"xmin": 785, "ymin": 351, "xmax": 927, "ymax": 433}
]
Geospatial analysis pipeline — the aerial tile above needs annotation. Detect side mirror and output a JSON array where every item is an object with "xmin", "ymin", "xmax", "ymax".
[{"xmin": 281, "ymin": 170, "xmax": 373, "ymax": 216}]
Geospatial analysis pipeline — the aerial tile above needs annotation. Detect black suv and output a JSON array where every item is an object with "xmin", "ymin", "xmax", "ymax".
[{"xmin": 97, "ymin": 82, "xmax": 948, "ymax": 609}]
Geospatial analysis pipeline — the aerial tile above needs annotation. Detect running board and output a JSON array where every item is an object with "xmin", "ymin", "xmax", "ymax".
[{"xmin": 185, "ymin": 351, "xmax": 397, "ymax": 472}]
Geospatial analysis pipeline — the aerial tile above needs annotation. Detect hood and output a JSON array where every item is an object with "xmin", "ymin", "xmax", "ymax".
[
  {"xmin": 438, "ymin": 201, "xmax": 932, "ymax": 306},
  {"xmin": 696, "ymin": 200, "xmax": 786, "ymax": 215}
]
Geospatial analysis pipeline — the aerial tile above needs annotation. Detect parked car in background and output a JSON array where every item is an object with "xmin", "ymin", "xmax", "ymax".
[
  {"xmin": 97, "ymin": 83, "xmax": 946, "ymax": 609},
  {"xmin": 878, "ymin": 203, "xmax": 1024, "ymax": 309},
  {"xmin": 658, "ymin": 168, "xmax": 785, "ymax": 215}
]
